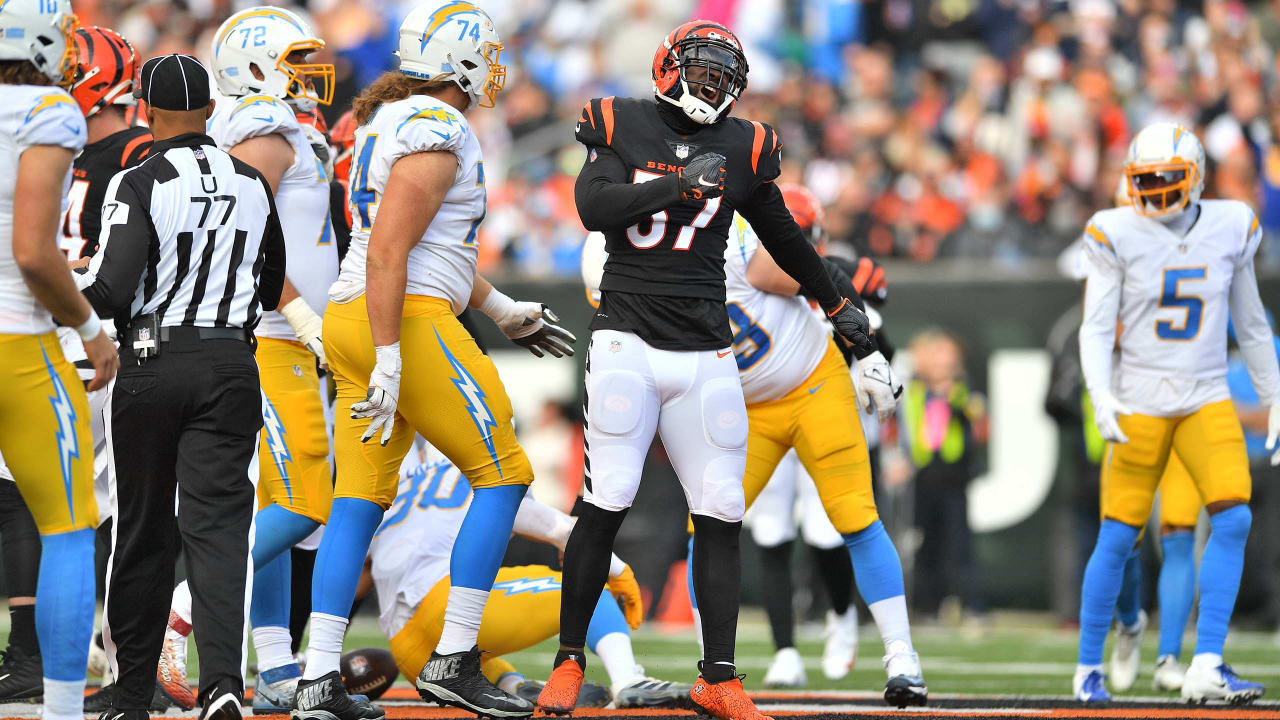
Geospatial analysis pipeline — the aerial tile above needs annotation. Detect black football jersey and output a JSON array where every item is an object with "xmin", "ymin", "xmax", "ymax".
[
  {"xmin": 61, "ymin": 125, "xmax": 152, "ymax": 259},
  {"xmin": 576, "ymin": 96, "xmax": 782, "ymax": 350}
]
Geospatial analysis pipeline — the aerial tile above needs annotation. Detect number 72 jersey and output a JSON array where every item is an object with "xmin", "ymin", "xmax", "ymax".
[{"xmin": 1082, "ymin": 198, "xmax": 1262, "ymax": 383}]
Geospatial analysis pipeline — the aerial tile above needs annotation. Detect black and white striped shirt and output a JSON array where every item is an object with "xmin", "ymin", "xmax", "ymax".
[{"xmin": 83, "ymin": 132, "xmax": 285, "ymax": 331}]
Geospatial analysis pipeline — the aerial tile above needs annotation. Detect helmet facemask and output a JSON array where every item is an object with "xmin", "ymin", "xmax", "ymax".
[
  {"xmin": 1125, "ymin": 160, "xmax": 1198, "ymax": 218},
  {"xmin": 54, "ymin": 13, "xmax": 79, "ymax": 87},
  {"xmin": 278, "ymin": 40, "xmax": 334, "ymax": 107},
  {"xmin": 456, "ymin": 40, "xmax": 505, "ymax": 108},
  {"xmin": 660, "ymin": 35, "xmax": 747, "ymax": 125}
]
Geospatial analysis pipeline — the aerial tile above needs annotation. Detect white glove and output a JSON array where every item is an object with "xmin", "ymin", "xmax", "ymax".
[
  {"xmin": 855, "ymin": 350, "xmax": 902, "ymax": 423},
  {"xmin": 280, "ymin": 297, "xmax": 327, "ymax": 371},
  {"xmin": 1267, "ymin": 403, "xmax": 1280, "ymax": 466},
  {"xmin": 479, "ymin": 288, "xmax": 576, "ymax": 358},
  {"xmin": 1091, "ymin": 391, "xmax": 1132, "ymax": 444},
  {"xmin": 350, "ymin": 343, "xmax": 400, "ymax": 446}
]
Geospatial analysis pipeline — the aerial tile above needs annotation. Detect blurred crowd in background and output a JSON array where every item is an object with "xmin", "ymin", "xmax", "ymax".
[{"xmin": 66, "ymin": 0, "xmax": 1280, "ymax": 273}]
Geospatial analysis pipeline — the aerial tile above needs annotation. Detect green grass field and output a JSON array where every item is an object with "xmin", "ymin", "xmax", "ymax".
[{"xmin": 167, "ymin": 610, "xmax": 1280, "ymax": 698}]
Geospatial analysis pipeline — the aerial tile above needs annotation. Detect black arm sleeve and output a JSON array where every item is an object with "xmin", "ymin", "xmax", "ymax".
[
  {"xmin": 574, "ymin": 145, "xmax": 680, "ymax": 231},
  {"xmin": 257, "ymin": 177, "xmax": 286, "ymax": 312},
  {"xmin": 330, "ymin": 181, "xmax": 351, "ymax": 263},
  {"xmin": 82, "ymin": 175, "xmax": 152, "ymax": 319},
  {"xmin": 739, "ymin": 181, "xmax": 843, "ymax": 312},
  {"xmin": 802, "ymin": 256, "xmax": 866, "ymax": 312}
]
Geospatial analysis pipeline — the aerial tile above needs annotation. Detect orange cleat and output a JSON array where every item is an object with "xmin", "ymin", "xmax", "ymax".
[
  {"xmin": 690, "ymin": 675, "xmax": 773, "ymax": 720},
  {"xmin": 156, "ymin": 629, "xmax": 196, "ymax": 710},
  {"xmin": 536, "ymin": 658, "xmax": 584, "ymax": 715}
]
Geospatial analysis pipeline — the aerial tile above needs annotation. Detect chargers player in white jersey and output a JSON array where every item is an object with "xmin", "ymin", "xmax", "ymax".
[
  {"xmin": 296, "ymin": 3, "xmax": 575, "ymax": 719},
  {"xmin": 182, "ymin": 8, "xmax": 343, "ymax": 712},
  {"xmin": 582, "ymin": 185, "xmax": 924, "ymax": 708},
  {"xmin": 1075, "ymin": 122, "xmax": 1280, "ymax": 704},
  {"xmin": 369, "ymin": 440, "xmax": 691, "ymax": 709},
  {"xmin": 0, "ymin": 0, "xmax": 121, "ymax": 718}
]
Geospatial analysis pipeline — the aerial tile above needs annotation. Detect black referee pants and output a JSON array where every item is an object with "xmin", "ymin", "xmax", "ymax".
[{"xmin": 104, "ymin": 331, "xmax": 261, "ymax": 710}]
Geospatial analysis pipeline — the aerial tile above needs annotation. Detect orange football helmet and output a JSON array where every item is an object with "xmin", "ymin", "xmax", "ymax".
[
  {"xmin": 778, "ymin": 183, "xmax": 824, "ymax": 246},
  {"xmin": 652, "ymin": 20, "xmax": 748, "ymax": 125},
  {"xmin": 70, "ymin": 27, "xmax": 138, "ymax": 118}
]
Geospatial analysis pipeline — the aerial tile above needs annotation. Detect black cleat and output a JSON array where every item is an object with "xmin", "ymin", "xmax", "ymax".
[
  {"xmin": 84, "ymin": 682, "xmax": 173, "ymax": 713},
  {"xmin": 291, "ymin": 671, "xmax": 385, "ymax": 720},
  {"xmin": 884, "ymin": 674, "xmax": 928, "ymax": 708},
  {"xmin": 416, "ymin": 646, "xmax": 533, "ymax": 718},
  {"xmin": 201, "ymin": 691, "xmax": 243, "ymax": 720},
  {"xmin": 0, "ymin": 646, "xmax": 42, "ymax": 701}
]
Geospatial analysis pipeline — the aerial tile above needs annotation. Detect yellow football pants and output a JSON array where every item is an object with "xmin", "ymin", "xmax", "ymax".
[
  {"xmin": 256, "ymin": 337, "xmax": 332, "ymax": 523},
  {"xmin": 388, "ymin": 565, "xmax": 561, "ymax": 682},
  {"xmin": 1158, "ymin": 452, "xmax": 1203, "ymax": 528},
  {"xmin": 1101, "ymin": 399, "xmax": 1249, "ymax": 527},
  {"xmin": 325, "ymin": 295, "xmax": 532, "ymax": 508},
  {"xmin": 0, "ymin": 333, "xmax": 97, "ymax": 533},
  {"xmin": 735, "ymin": 339, "xmax": 876, "ymax": 535}
]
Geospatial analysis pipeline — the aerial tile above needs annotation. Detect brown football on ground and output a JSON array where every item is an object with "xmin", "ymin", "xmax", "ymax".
[{"xmin": 341, "ymin": 647, "xmax": 398, "ymax": 699}]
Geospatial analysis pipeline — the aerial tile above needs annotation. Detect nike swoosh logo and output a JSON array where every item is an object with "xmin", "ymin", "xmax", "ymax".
[
  {"xmin": 717, "ymin": 350, "xmax": 732, "ymax": 358},
  {"xmin": 808, "ymin": 382, "xmax": 825, "ymax": 394},
  {"xmin": 698, "ymin": 176, "xmax": 719, "ymax": 187},
  {"xmin": 482, "ymin": 693, "xmax": 510, "ymax": 702}
]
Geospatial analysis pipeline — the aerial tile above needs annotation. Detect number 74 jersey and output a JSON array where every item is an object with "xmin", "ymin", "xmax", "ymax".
[{"xmin": 1081, "ymin": 199, "xmax": 1262, "ymax": 387}]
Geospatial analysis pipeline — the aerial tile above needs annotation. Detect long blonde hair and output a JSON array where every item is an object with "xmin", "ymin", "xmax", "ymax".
[{"xmin": 352, "ymin": 71, "xmax": 452, "ymax": 126}]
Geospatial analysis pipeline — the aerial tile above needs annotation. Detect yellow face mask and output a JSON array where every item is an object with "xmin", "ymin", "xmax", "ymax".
[
  {"xmin": 476, "ymin": 41, "xmax": 505, "ymax": 109},
  {"xmin": 1124, "ymin": 159, "xmax": 1199, "ymax": 217},
  {"xmin": 279, "ymin": 40, "xmax": 335, "ymax": 106},
  {"xmin": 55, "ymin": 13, "xmax": 80, "ymax": 88}
]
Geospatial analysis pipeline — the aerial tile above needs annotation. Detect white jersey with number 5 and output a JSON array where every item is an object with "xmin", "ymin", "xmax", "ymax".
[
  {"xmin": 0, "ymin": 86, "xmax": 85, "ymax": 335},
  {"xmin": 207, "ymin": 93, "xmax": 338, "ymax": 341},
  {"xmin": 331, "ymin": 95, "xmax": 485, "ymax": 313},
  {"xmin": 724, "ymin": 213, "xmax": 829, "ymax": 404},
  {"xmin": 1081, "ymin": 199, "xmax": 1265, "ymax": 416}
]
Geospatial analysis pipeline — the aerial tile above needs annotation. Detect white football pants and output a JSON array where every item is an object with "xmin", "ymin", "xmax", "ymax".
[{"xmin": 583, "ymin": 329, "xmax": 748, "ymax": 522}]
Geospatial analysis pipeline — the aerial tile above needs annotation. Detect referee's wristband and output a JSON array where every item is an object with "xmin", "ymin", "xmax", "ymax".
[{"xmin": 75, "ymin": 313, "xmax": 102, "ymax": 342}]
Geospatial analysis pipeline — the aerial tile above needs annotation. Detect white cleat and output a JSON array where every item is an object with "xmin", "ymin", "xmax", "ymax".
[
  {"xmin": 1152, "ymin": 655, "xmax": 1185, "ymax": 692},
  {"xmin": 1109, "ymin": 610, "xmax": 1146, "ymax": 692},
  {"xmin": 1182, "ymin": 658, "xmax": 1264, "ymax": 704},
  {"xmin": 821, "ymin": 609, "xmax": 857, "ymax": 680},
  {"xmin": 883, "ymin": 642, "xmax": 927, "ymax": 708},
  {"xmin": 762, "ymin": 647, "xmax": 806, "ymax": 688}
]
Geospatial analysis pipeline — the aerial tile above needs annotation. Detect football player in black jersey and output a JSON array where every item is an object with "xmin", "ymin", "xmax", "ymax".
[
  {"xmin": 62, "ymin": 26, "xmax": 151, "ymax": 261},
  {"xmin": 538, "ymin": 20, "xmax": 895, "ymax": 720}
]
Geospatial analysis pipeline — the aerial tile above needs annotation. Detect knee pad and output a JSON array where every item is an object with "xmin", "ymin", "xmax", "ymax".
[
  {"xmin": 695, "ymin": 454, "xmax": 746, "ymax": 522},
  {"xmin": 589, "ymin": 370, "xmax": 646, "ymax": 438},
  {"xmin": 699, "ymin": 377, "xmax": 748, "ymax": 451},
  {"xmin": 1209, "ymin": 504, "xmax": 1251, "ymax": 543}
]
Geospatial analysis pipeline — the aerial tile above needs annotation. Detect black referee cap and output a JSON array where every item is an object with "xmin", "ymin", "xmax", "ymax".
[{"xmin": 134, "ymin": 54, "xmax": 211, "ymax": 111}]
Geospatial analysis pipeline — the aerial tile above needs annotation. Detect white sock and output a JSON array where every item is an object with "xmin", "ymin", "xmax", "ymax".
[
  {"xmin": 170, "ymin": 581, "xmax": 193, "ymax": 631},
  {"xmin": 253, "ymin": 625, "xmax": 296, "ymax": 674},
  {"xmin": 1191, "ymin": 652, "xmax": 1223, "ymax": 670},
  {"xmin": 43, "ymin": 678, "xmax": 86, "ymax": 720},
  {"xmin": 691, "ymin": 607, "xmax": 703, "ymax": 654},
  {"xmin": 1076, "ymin": 663, "xmax": 1103, "ymax": 676},
  {"xmin": 593, "ymin": 632, "xmax": 641, "ymax": 693},
  {"xmin": 496, "ymin": 672, "xmax": 525, "ymax": 695},
  {"xmin": 301, "ymin": 613, "xmax": 348, "ymax": 680},
  {"xmin": 868, "ymin": 595, "xmax": 913, "ymax": 654},
  {"xmin": 436, "ymin": 586, "xmax": 489, "ymax": 655}
]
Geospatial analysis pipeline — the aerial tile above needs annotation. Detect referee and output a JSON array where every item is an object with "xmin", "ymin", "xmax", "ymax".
[{"xmin": 80, "ymin": 54, "xmax": 285, "ymax": 720}]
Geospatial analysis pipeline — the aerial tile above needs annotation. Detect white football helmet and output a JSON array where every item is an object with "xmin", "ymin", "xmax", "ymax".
[
  {"xmin": 1123, "ymin": 122, "xmax": 1205, "ymax": 218},
  {"xmin": 211, "ymin": 7, "xmax": 333, "ymax": 108},
  {"xmin": 0, "ymin": 0, "xmax": 77, "ymax": 85},
  {"xmin": 396, "ymin": 1, "xmax": 506, "ymax": 109}
]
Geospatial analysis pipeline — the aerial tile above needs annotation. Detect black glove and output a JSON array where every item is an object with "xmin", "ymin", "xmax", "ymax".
[
  {"xmin": 827, "ymin": 298, "xmax": 877, "ymax": 359},
  {"xmin": 678, "ymin": 152, "xmax": 726, "ymax": 200},
  {"xmin": 512, "ymin": 306, "xmax": 577, "ymax": 358},
  {"xmin": 850, "ymin": 256, "xmax": 888, "ymax": 305}
]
